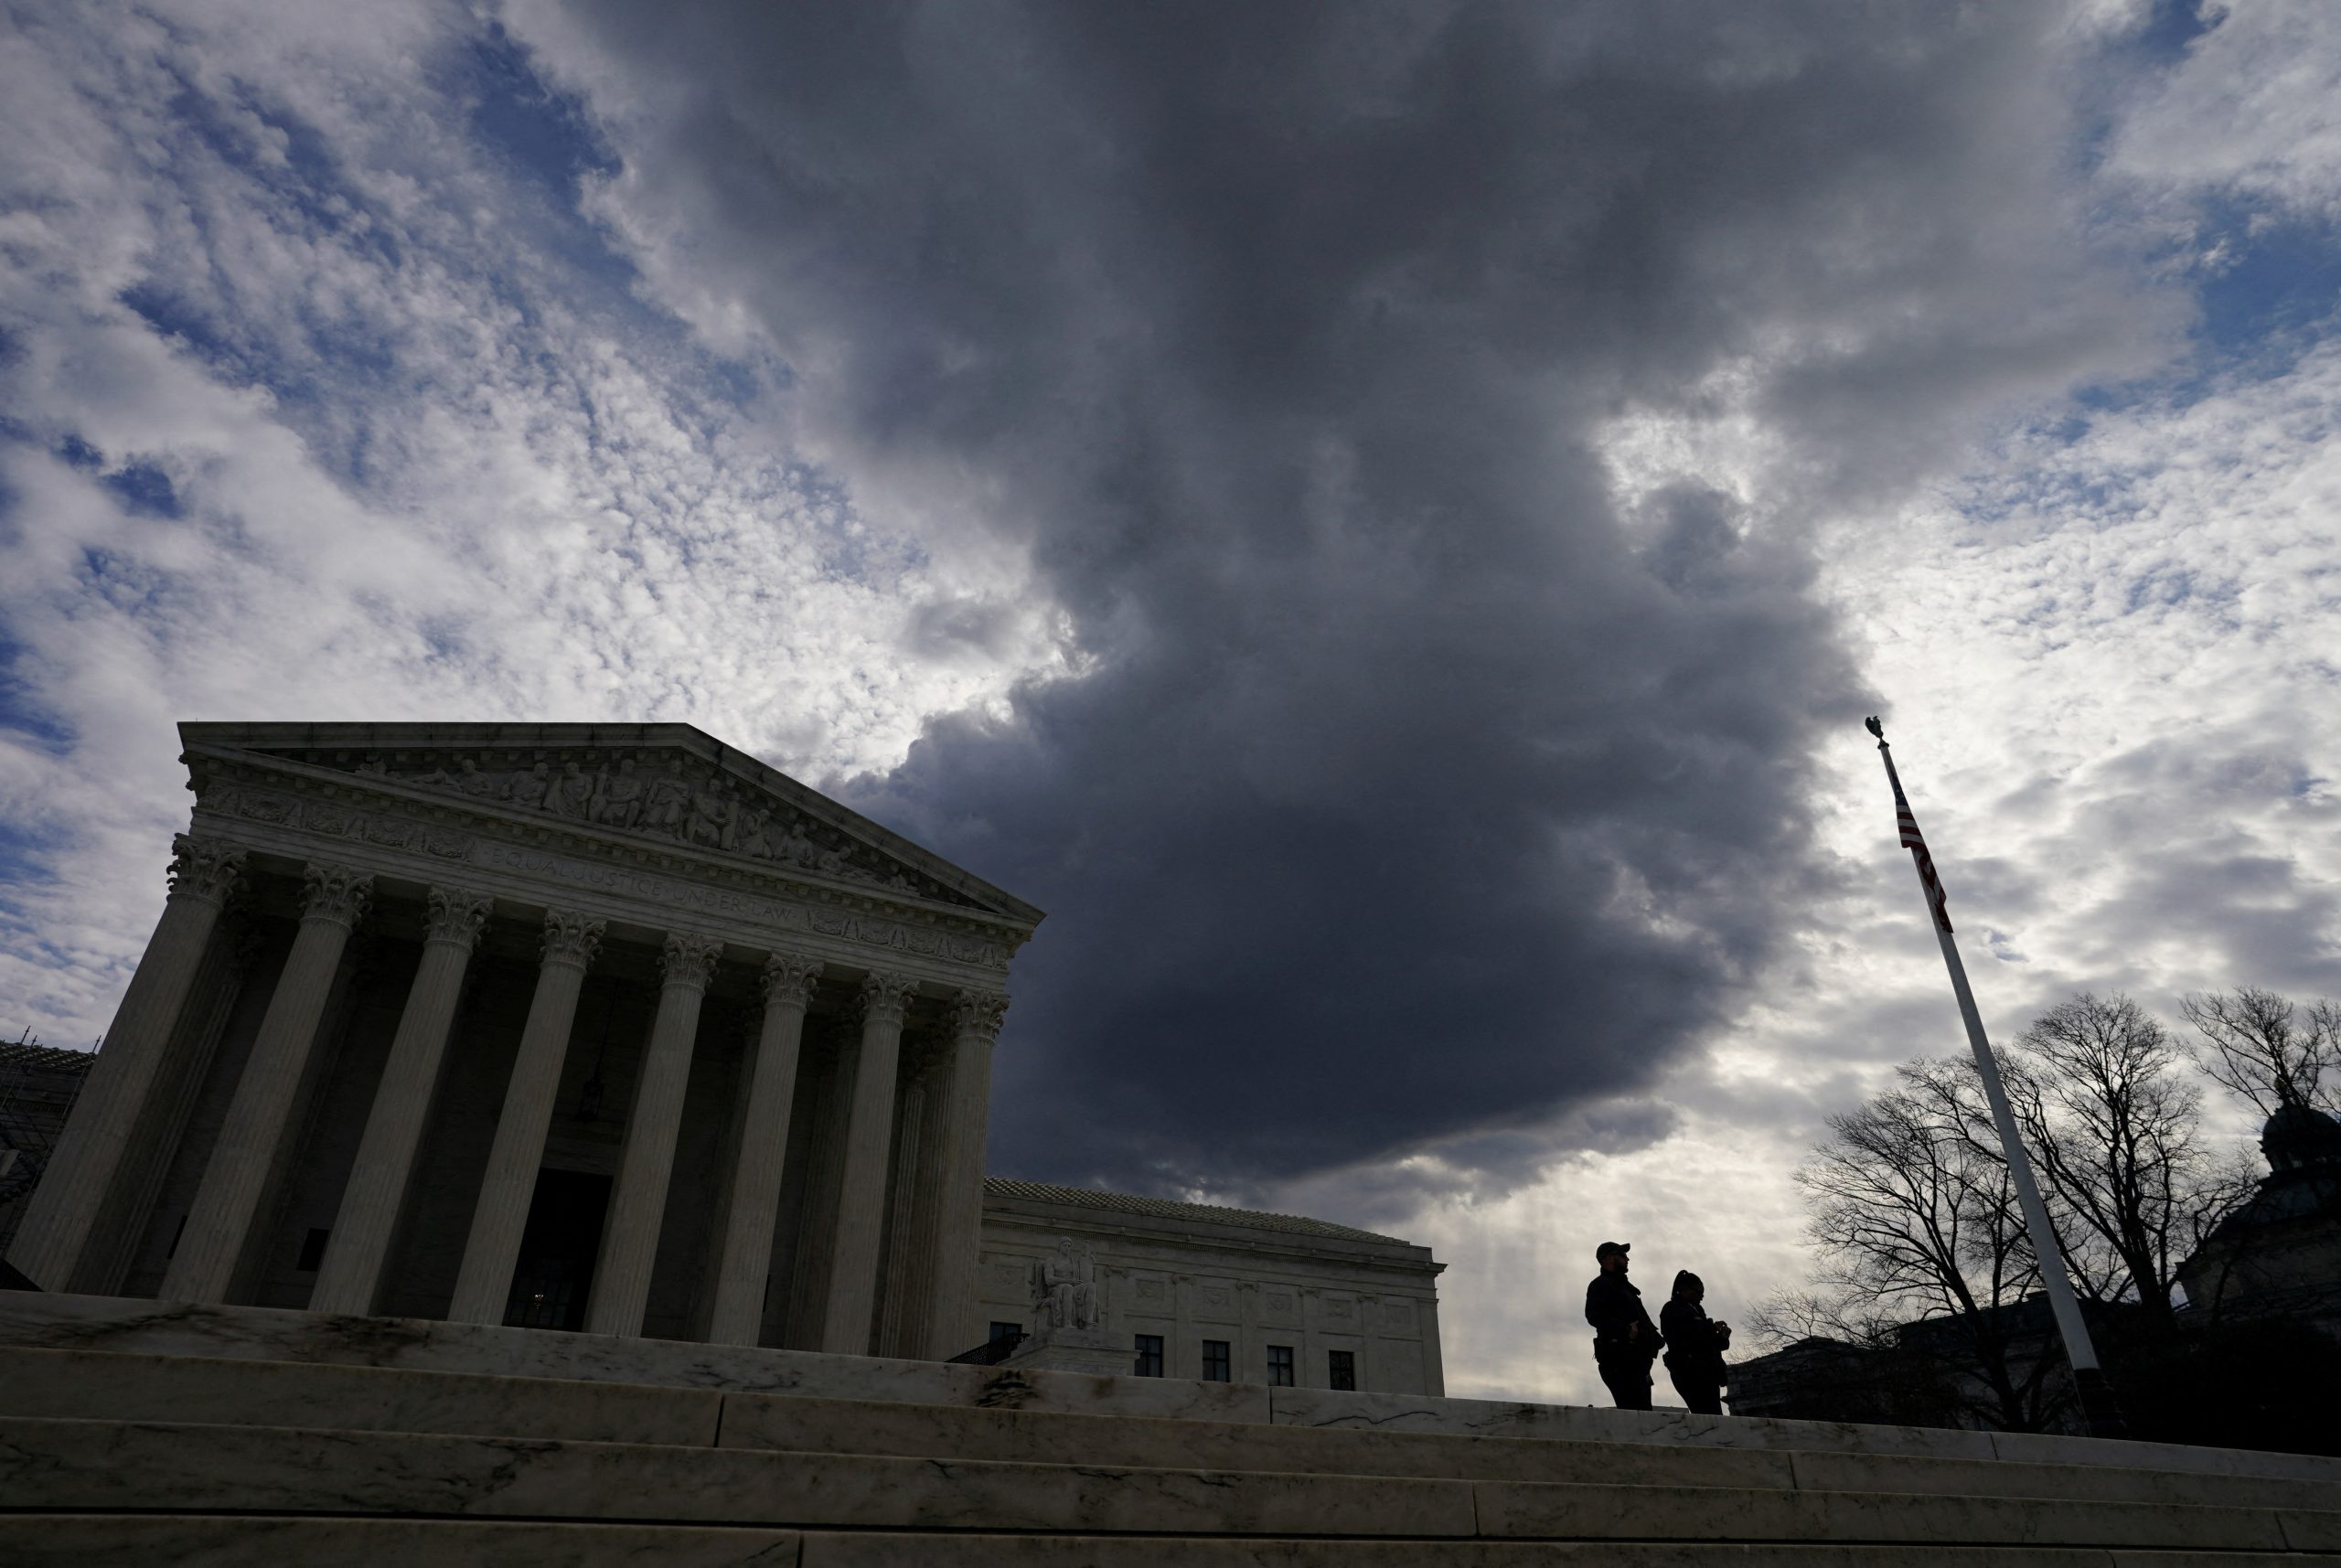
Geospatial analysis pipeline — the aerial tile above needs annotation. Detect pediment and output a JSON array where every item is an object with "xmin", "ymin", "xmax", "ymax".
[{"xmin": 177, "ymin": 721, "xmax": 1040, "ymax": 925}]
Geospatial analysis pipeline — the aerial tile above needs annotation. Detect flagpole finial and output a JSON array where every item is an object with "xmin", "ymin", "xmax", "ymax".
[{"xmin": 1864, "ymin": 715, "xmax": 1887, "ymax": 745}]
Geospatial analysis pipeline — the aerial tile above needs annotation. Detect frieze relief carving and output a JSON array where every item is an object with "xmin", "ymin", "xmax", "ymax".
[
  {"xmin": 195, "ymin": 773, "xmax": 1015, "ymax": 972},
  {"xmin": 301, "ymin": 748, "xmax": 978, "ymax": 907}
]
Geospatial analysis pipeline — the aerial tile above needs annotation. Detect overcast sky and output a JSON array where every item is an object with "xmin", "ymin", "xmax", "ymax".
[{"xmin": 5, "ymin": 0, "xmax": 2340, "ymax": 1403}]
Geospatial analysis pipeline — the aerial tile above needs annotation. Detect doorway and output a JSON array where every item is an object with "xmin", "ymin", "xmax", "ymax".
[{"xmin": 502, "ymin": 1168, "xmax": 611, "ymax": 1332}]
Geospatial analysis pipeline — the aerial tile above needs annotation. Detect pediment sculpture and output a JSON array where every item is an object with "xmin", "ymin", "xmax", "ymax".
[{"xmin": 296, "ymin": 750, "xmax": 974, "ymax": 906}]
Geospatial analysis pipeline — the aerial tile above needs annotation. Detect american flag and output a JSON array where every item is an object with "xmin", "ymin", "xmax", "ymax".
[{"xmin": 1894, "ymin": 783, "xmax": 1953, "ymax": 933}]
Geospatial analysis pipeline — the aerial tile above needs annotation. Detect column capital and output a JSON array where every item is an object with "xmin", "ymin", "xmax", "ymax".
[
  {"xmin": 540, "ymin": 910, "xmax": 605, "ymax": 971},
  {"xmin": 759, "ymin": 951, "xmax": 823, "ymax": 1008},
  {"xmin": 423, "ymin": 887, "xmax": 494, "ymax": 952},
  {"xmin": 659, "ymin": 932, "xmax": 722, "ymax": 992},
  {"xmin": 166, "ymin": 834, "xmax": 248, "ymax": 911},
  {"xmin": 299, "ymin": 863, "xmax": 373, "ymax": 931},
  {"xmin": 950, "ymin": 988, "xmax": 1010, "ymax": 1045},
  {"xmin": 858, "ymin": 969, "xmax": 917, "ymax": 1027}
]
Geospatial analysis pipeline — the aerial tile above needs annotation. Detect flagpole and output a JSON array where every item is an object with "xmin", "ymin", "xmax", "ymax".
[{"xmin": 1865, "ymin": 717, "xmax": 2125, "ymax": 1439}]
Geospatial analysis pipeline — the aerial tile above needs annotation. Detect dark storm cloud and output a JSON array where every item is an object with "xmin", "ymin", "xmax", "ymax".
[{"xmin": 523, "ymin": 2, "xmax": 2156, "ymax": 1195}]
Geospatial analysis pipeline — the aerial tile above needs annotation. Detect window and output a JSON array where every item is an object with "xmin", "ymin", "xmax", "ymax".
[
  {"xmin": 295, "ymin": 1227, "xmax": 330, "ymax": 1271},
  {"xmin": 1267, "ymin": 1345, "xmax": 1295, "ymax": 1386},
  {"xmin": 989, "ymin": 1321, "xmax": 1023, "ymax": 1343},
  {"xmin": 1329, "ymin": 1349, "xmax": 1357, "ymax": 1392},
  {"xmin": 1133, "ymin": 1334, "xmax": 1164, "ymax": 1377},
  {"xmin": 1202, "ymin": 1339, "xmax": 1232, "ymax": 1381}
]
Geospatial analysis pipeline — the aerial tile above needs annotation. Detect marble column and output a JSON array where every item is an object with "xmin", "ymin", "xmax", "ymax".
[
  {"xmin": 782, "ymin": 1029, "xmax": 852, "ymax": 1348},
  {"xmin": 8, "ymin": 836, "xmax": 247, "ymax": 1294},
  {"xmin": 818, "ymin": 969, "xmax": 914, "ymax": 1355},
  {"xmin": 97, "ymin": 922, "xmax": 264, "ymax": 1297},
  {"xmin": 876, "ymin": 1063, "xmax": 931, "ymax": 1358},
  {"xmin": 705, "ymin": 952, "xmax": 820, "ymax": 1347},
  {"xmin": 920, "ymin": 989, "xmax": 1008, "ymax": 1358},
  {"xmin": 447, "ymin": 910, "xmax": 604, "ymax": 1326},
  {"xmin": 309, "ymin": 886, "xmax": 492, "ymax": 1316},
  {"xmin": 584, "ymin": 932, "xmax": 722, "ymax": 1338},
  {"xmin": 162, "ymin": 862, "xmax": 371, "ymax": 1306}
]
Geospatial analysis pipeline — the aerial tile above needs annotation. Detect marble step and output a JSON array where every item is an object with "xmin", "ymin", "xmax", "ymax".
[
  {"xmin": 1272, "ymin": 1386, "xmax": 2341, "ymax": 1487},
  {"xmin": 723, "ymin": 1384, "xmax": 2341, "ymax": 1511},
  {"xmin": 0, "ymin": 1287, "xmax": 1264, "ymax": 1423},
  {"xmin": 796, "ymin": 1543, "xmax": 2338, "ymax": 1567},
  {"xmin": 7, "ymin": 1343, "xmax": 2338, "ymax": 1519},
  {"xmin": 3, "ymin": 1416, "xmax": 2333, "ymax": 1551},
  {"xmin": 5, "ymin": 1517, "xmax": 802, "ymax": 1568},
  {"xmin": 0, "ymin": 1345, "xmax": 722, "ymax": 1446},
  {"xmin": 6, "ymin": 1343, "xmax": 2338, "ymax": 1515},
  {"xmin": 8, "ymin": 1520, "xmax": 2338, "ymax": 1568},
  {"xmin": 12, "ymin": 1291, "xmax": 2341, "ymax": 1489}
]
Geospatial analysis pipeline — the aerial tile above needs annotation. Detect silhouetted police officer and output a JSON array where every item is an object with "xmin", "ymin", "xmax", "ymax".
[
  {"xmin": 1584, "ymin": 1241, "xmax": 1661, "ymax": 1410},
  {"xmin": 1659, "ymin": 1269, "xmax": 1731, "ymax": 1416}
]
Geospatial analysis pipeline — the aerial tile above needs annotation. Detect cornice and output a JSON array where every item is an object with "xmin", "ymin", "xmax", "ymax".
[
  {"xmin": 979, "ymin": 1202, "xmax": 1446, "ymax": 1278},
  {"xmin": 185, "ymin": 747, "xmax": 1024, "ymax": 976},
  {"xmin": 177, "ymin": 720, "xmax": 1044, "ymax": 924}
]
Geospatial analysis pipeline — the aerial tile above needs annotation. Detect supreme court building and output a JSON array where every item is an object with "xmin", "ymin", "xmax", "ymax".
[{"xmin": 5, "ymin": 721, "xmax": 1444, "ymax": 1392}]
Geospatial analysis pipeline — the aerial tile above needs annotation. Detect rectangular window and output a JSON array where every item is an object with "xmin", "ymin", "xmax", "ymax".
[
  {"xmin": 1202, "ymin": 1339, "xmax": 1232, "ymax": 1381},
  {"xmin": 295, "ymin": 1227, "xmax": 330, "ymax": 1272},
  {"xmin": 989, "ymin": 1321, "xmax": 1023, "ymax": 1343},
  {"xmin": 1329, "ymin": 1349, "xmax": 1357, "ymax": 1392},
  {"xmin": 1267, "ymin": 1345, "xmax": 1295, "ymax": 1386},
  {"xmin": 1133, "ymin": 1334, "xmax": 1164, "ymax": 1377}
]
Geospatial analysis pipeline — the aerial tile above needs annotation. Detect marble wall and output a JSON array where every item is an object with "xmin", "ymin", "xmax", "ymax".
[{"xmin": 977, "ymin": 1189, "xmax": 1445, "ymax": 1394}]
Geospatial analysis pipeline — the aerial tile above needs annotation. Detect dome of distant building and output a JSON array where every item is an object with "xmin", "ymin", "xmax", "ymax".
[{"xmin": 2261, "ymin": 1099, "xmax": 2341, "ymax": 1173}]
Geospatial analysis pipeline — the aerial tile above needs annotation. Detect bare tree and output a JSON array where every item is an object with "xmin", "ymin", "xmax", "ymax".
[
  {"xmin": 2180, "ymin": 987, "xmax": 2341, "ymax": 1115},
  {"xmin": 2004, "ymin": 993, "xmax": 2212, "ymax": 1328},
  {"xmin": 1774, "ymin": 1057, "xmax": 2066, "ymax": 1431}
]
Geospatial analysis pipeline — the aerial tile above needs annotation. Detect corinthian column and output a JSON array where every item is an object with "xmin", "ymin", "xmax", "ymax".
[
  {"xmin": 584, "ymin": 932, "xmax": 722, "ymax": 1338},
  {"xmin": 163, "ymin": 862, "xmax": 372, "ymax": 1305},
  {"xmin": 819, "ymin": 970, "xmax": 915, "ymax": 1354},
  {"xmin": 705, "ymin": 952, "xmax": 820, "ymax": 1346},
  {"xmin": 5, "ymin": 835, "xmax": 245, "ymax": 1294},
  {"xmin": 447, "ymin": 910, "xmax": 604, "ymax": 1325},
  {"xmin": 309, "ymin": 886, "xmax": 493, "ymax": 1316},
  {"xmin": 923, "ymin": 989, "xmax": 1008, "ymax": 1359}
]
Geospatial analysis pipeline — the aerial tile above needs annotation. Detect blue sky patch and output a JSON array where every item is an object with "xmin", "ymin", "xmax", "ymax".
[
  {"xmin": 98, "ymin": 461, "xmax": 183, "ymax": 520},
  {"xmin": 2193, "ymin": 206, "xmax": 2341, "ymax": 363}
]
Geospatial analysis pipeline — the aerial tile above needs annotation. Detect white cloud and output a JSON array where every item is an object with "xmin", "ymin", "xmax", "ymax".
[
  {"xmin": 6, "ymin": 0, "xmax": 2341, "ymax": 1414},
  {"xmin": 2110, "ymin": 2, "xmax": 2341, "ymax": 219},
  {"xmin": 0, "ymin": 2, "xmax": 1057, "ymax": 1048},
  {"xmin": 1337, "ymin": 262, "xmax": 2341, "ymax": 1411}
]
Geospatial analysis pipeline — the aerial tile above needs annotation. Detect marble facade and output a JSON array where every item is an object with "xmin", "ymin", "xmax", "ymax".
[
  {"xmin": 5, "ymin": 721, "xmax": 1040, "ymax": 1360},
  {"xmin": 978, "ymin": 1179, "xmax": 1447, "ymax": 1395}
]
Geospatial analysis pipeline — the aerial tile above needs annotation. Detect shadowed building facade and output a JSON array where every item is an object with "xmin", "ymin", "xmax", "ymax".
[
  {"xmin": 5, "ymin": 721, "xmax": 1037, "ymax": 1360},
  {"xmin": 5, "ymin": 720, "xmax": 1447, "ymax": 1391}
]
